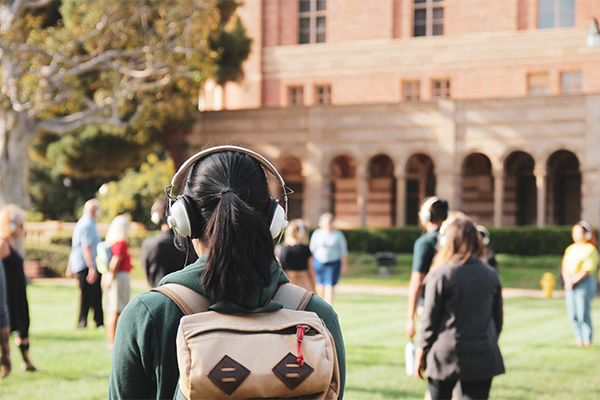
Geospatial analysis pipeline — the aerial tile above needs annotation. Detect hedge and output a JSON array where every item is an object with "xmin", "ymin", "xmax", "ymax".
[
  {"xmin": 337, "ymin": 226, "xmax": 588, "ymax": 256},
  {"xmin": 50, "ymin": 231, "xmax": 157, "ymax": 248},
  {"xmin": 25, "ymin": 242, "xmax": 71, "ymax": 277},
  {"xmin": 32, "ymin": 226, "xmax": 590, "ymax": 277}
]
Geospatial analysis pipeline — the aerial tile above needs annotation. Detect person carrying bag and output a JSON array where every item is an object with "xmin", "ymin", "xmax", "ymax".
[{"xmin": 108, "ymin": 146, "xmax": 346, "ymax": 400}]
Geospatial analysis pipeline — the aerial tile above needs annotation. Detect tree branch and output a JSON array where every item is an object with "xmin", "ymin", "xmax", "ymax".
[
  {"xmin": 23, "ymin": 0, "xmax": 54, "ymax": 9},
  {"xmin": 34, "ymin": 104, "xmax": 142, "ymax": 135}
]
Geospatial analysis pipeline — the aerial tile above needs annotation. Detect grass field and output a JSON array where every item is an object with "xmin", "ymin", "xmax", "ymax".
[
  {"xmin": 0, "ymin": 281, "xmax": 598, "ymax": 400},
  {"xmin": 338, "ymin": 252, "xmax": 563, "ymax": 290}
]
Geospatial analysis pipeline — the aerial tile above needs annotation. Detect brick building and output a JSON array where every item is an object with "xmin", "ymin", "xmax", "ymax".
[{"xmin": 190, "ymin": 0, "xmax": 600, "ymax": 228}]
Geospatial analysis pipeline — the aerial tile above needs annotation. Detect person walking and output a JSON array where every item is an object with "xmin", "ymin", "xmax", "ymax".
[
  {"xmin": 141, "ymin": 198, "xmax": 190, "ymax": 288},
  {"xmin": 415, "ymin": 215, "xmax": 505, "ymax": 400},
  {"xmin": 0, "ymin": 204, "xmax": 37, "ymax": 371},
  {"xmin": 276, "ymin": 218, "xmax": 316, "ymax": 292},
  {"xmin": 561, "ymin": 221, "xmax": 598, "ymax": 348},
  {"xmin": 0, "ymin": 258, "xmax": 12, "ymax": 377},
  {"xmin": 108, "ymin": 146, "xmax": 345, "ymax": 399},
  {"xmin": 309, "ymin": 213, "xmax": 348, "ymax": 305},
  {"xmin": 405, "ymin": 196, "xmax": 448, "ymax": 339},
  {"xmin": 66, "ymin": 199, "xmax": 104, "ymax": 329},
  {"xmin": 101, "ymin": 215, "xmax": 132, "ymax": 349}
]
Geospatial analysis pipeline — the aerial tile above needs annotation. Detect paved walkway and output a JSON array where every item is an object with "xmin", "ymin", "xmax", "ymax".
[{"xmin": 33, "ymin": 278, "xmax": 562, "ymax": 298}]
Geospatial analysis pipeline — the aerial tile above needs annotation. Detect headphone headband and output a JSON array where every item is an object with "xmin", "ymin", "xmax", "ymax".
[
  {"xmin": 166, "ymin": 145, "xmax": 291, "ymax": 238},
  {"xmin": 170, "ymin": 145, "xmax": 286, "ymax": 196}
]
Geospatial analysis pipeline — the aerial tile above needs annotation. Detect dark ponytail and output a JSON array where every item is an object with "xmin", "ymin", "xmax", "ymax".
[{"xmin": 183, "ymin": 151, "xmax": 274, "ymax": 304}]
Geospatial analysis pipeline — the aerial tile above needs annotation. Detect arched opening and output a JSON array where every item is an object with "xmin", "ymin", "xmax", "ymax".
[
  {"xmin": 367, "ymin": 154, "xmax": 396, "ymax": 227},
  {"xmin": 504, "ymin": 152, "xmax": 536, "ymax": 225},
  {"xmin": 547, "ymin": 150, "xmax": 581, "ymax": 225},
  {"xmin": 330, "ymin": 155, "xmax": 358, "ymax": 228},
  {"xmin": 279, "ymin": 156, "xmax": 304, "ymax": 221},
  {"xmin": 405, "ymin": 154, "xmax": 436, "ymax": 225},
  {"xmin": 461, "ymin": 153, "xmax": 493, "ymax": 225}
]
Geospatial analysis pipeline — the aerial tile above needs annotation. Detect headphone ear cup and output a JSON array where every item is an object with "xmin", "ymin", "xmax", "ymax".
[
  {"xmin": 419, "ymin": 209, "xmax": 431, "ymax": 224},
  {"xmin": 269, "ymin": 200, "xmax": 288, "ymax": 239},
  {"xmin": 167, "ymin": 197, "xmax": 193, "ymax": 237}
]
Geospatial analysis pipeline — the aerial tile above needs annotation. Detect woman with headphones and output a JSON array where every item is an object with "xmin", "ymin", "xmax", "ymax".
[
  {"xmin": 561, "ymin": 221, "xmax": 598, "ymax": 347},
  {"xmin": 108, "ymin": 146, "xmax": 345, "ymax": 399},
  {"xmin": 0, "ymin": 204, "xmax": 37, "ymax": 372}
]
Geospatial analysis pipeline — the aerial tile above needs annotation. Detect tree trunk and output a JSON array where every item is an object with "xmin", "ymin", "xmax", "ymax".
[{"xmin": 0, "ymin": 109, "xmax": 36, "ymax": 210}]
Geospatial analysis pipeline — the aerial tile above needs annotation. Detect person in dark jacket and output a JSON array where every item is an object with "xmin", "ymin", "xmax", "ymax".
[
  {"xmin": 415, "ymin": 215, "xmax": 505, "ymax": 400},
  {"xmin": 141, "ymin": 198, "xmax": 191, "ymax": 288}
]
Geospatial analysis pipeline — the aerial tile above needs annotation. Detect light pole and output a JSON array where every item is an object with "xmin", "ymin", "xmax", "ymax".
[{"xmin": 587, "ymin": 17, "xmax": 600, "ymax": 48}]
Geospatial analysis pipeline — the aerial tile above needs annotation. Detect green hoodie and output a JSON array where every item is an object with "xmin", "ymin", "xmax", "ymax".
[{"xmin": 108, "ymin": 254, "xmax": 345, "ymax": 399}]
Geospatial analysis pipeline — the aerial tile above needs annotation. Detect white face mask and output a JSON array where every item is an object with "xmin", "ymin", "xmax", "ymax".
[{"xmin": 95, "ymin": 208, "xmax": 101, "ymax": 218}]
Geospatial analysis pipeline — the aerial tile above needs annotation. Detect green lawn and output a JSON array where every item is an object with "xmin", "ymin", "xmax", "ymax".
[
  {"xmin": 340, "ymin": 252, "xmax": 563, "ymax": 290},
  {"xmin": 1, "ymin": 282, "xmax": 598, "ymax": 399}
]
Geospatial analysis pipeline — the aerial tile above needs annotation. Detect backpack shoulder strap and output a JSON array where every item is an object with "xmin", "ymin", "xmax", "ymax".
[
  {"xmin": 151, "ymin": 283, "xmax": 211, "ymax": 315},
  {"xmin": 272, "ymin": 283, "xmax": 314, "ymax": 311}
]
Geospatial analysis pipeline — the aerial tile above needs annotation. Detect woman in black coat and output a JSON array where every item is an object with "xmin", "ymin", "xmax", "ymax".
[{"xmin": 415, "ymin": 215, "xmax": 504, "ymax": 400}]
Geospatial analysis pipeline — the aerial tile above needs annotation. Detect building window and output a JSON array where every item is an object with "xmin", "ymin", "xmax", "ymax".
[
  {"xmin": 561, "ymin": 72, "xmax": 582, "ymax": 94},
  {"xmin": 413, "ymin": 0, "xmax": 445, "ymax": 37},
  {"xmin": 315, "ymin": 84, "xmax": 331, "ymax": 105},
  {"xmin": 299, "ymin": 0, "xmax": 326, "ymax": 44},
  {"xmin": 538, "ymin": 0, "xmax": 574, "ymax": 29},
  {"xmin": 528, "ymin": 73, "xmax": 550, "ymax": 96},
  {"xmin": 403, "ymin": 81, "xmax": 421, "ymax": 101},
  {"xmin": 288, "ymin": 86, "xmax": 304, "ymax": 106},
  {"xmin": 432, "ymin": 79, "xmax": 450, "ymax": 99}
]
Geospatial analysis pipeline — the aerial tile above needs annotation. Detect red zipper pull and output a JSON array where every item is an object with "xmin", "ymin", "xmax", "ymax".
[{"xmin": 296, "ymin": 325, "xmax": 306, "ymax": 366}]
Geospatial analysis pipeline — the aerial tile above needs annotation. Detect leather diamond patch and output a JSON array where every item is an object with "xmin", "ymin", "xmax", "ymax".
[
  {"xmin": 208, "ymin": 355, "xmax": 251, "ymax": 395},
  {"xmin": 272, "ymin": 352, "xmax": 314, "ymax": 390}
]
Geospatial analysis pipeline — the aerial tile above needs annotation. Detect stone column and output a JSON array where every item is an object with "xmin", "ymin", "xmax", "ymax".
[
  {"xmin": 534, "ymin": 167, "xmax": 547, "ymax": 227},
  {"xmin": 395, "ymin": 171, "xmax": 406, "ymax": 226},
  {"xmin": 493, "ymin": 169, "xmax": 504, "ymax": 227},
  {"xmin": 357, "ymin": 170, "xmax": 368, "ymax": 227}
]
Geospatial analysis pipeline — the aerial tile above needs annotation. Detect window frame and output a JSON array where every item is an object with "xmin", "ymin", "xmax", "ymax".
[
  {"xmin": 288, "ymin": 85, "xmax": 305, "ymax": 107},
  {"xmin": 402, "ymin": 80, "xmax": 421, "ymax": 101},
  {"xmin": 560, "ymin": 71, "xmax": 582, "ymax": 94},
  {"xmin": 315, "ymin": 84, "xmax": 332, "ymax": 105},
  {"xmin": 527, "ymin": 72, "xmax": 550, "ymax": 96},
  {"xmin": 413, "ymin": 0, "xmax": 445, "ymax": 37},
  {"xmin": 431, "ymin": 79, "xmax": 451, "ymax": 99},
  {"xmin": 299, "ymin": 0, "xmax": 327, "ymax": 44},
  {"xmin": 537, "ymin": 0, "xmax": 575, "ymax": 29}
]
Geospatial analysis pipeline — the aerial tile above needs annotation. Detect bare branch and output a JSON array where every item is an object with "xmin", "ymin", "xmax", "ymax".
[
  {"xmin": 34, "ymin": 104, "xmax": 143, "ymax": 135},
  {"xmin": 23, "ymin": 0, "xmax": 54, "ymax": 9},
  {"xmin": 0, "ymin": 0, "xmax": 25, "ymax": 32}
]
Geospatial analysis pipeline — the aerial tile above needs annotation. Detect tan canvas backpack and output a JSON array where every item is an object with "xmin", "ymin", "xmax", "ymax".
[{"xmin": 153, "ymin": 283, "xmax": 340, "ymax": 399}]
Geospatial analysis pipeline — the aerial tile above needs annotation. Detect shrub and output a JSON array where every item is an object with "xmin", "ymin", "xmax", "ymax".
[{"xmin": 25, "ymin": 242, "xmax": 71, "ymax": 277}]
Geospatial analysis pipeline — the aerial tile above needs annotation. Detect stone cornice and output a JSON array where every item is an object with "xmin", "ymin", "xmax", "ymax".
[{"xmin": 262, "ymin": 29, "xmax": 600, "ymax": 78}]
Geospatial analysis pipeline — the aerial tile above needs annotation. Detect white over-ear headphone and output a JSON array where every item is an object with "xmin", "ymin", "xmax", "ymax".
[
  {"xmin": 9, "ymin": 213, "xmax": 18, "ymax": 233},
  {"xmin": 477, "ymin": 224, "xmax": 491, "ymax": 246},
  {"xmin": 419, "ymin": 196, "xmax": 439, "ymax": 225},
  {"xmin": 578, "ymin": 221, "xmax": 593, "ymax": 241},
  {"xmin": 166, "ymin": 145, "xmax": 290, "ymax": 239}
]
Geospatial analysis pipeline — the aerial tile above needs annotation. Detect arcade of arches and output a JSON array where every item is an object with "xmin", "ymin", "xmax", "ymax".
[
  {"xmin": 273, "ymin": 149, "xmax": 582, "ymax": 229},
  {"xmin": 189, "ymin": 95, "xmax": 600, "ymax": 228}
]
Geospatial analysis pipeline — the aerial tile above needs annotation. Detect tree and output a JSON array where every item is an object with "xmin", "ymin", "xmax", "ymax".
[{"xmin": 0, "ymin": 0, "xmax": 251, "ymax": 210}]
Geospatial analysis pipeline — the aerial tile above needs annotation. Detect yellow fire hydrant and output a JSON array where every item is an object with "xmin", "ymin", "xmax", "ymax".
[{"xmin": 540, "ymin": 272, "xmax": 556, "ymax": 298}]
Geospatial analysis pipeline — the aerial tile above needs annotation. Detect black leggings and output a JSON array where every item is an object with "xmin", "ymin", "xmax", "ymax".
[{"xmin": 428, "ymin": 378, "xmax": 493, "ymax": 400}]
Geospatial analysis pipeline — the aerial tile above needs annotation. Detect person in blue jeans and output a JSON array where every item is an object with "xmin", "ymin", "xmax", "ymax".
[
  {"xmin": 561, "ymin": 221, "xmax": 598, "ymax": 347},
  {"xmin": 309, "ymin": 213, "xmax": 348, "ymax": 304}
]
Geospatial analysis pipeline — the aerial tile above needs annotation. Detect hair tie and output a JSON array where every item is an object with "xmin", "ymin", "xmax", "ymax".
[{"xmin": 220, "ymin": 188, "xmax": 234, "ymax": 196}]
